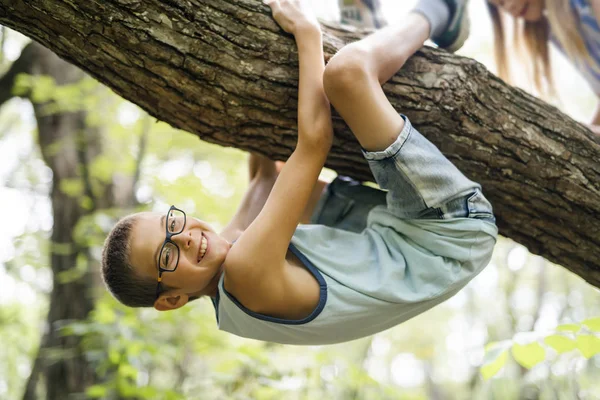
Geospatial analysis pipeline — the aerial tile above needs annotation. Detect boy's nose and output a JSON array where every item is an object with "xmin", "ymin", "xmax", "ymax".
[{"xmin": 174, "ymin": 230, "xmax": 193, "ymax": 249}]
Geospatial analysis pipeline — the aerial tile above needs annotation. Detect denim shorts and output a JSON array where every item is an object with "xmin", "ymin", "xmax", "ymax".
[{"xmin": 311, "ymin": 115, "xmax": 495, "ymax": 232}]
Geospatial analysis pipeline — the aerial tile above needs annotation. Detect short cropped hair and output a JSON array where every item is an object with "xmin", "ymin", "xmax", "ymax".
[{"xmin": 101, "ymin": 214, "xmax": 159, "ymax": 308}]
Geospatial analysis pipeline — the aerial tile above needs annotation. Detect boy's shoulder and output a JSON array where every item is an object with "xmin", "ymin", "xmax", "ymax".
[{"xmin": 221, "ymin": 237, "xmax": 321, "ymax": 321}]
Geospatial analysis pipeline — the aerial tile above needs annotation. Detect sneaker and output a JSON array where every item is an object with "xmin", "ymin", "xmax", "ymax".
[
  {"xmin": 339, "ymin": 0, "xmax": 387, "ymax": 30},
  {"xmin": 432, "ymin": 0, "xmax": 470, "ymax": 53}
]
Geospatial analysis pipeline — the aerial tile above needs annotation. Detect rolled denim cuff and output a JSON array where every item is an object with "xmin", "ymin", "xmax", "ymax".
[{"xmin": 362, "ymin": 115, "xmax": 412, "ymax": 161}]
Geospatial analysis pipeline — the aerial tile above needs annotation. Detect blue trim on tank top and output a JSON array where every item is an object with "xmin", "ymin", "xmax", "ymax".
[
  {"xmin": 219, "ymin": 242, "xmax": 328, "ymax": 325},
  {"xmin": 210, "ymin": 293, "xmax": 220, "ymax": 323}
]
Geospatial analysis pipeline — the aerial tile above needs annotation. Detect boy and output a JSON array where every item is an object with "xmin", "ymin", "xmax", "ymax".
[{"xmin": 102, "ymin": 0, "xmax": 497, "ymax": 345}]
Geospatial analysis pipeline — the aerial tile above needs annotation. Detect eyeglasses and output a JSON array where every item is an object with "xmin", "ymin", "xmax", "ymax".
[{"xmin": 156, "ymin": 205, "xmax": 187, "ymax": 299}]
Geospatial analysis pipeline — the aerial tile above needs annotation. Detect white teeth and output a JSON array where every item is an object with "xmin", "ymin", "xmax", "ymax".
[{"xmin": 198, "ymin": 236, "xmax": 207, "ymax": 262}]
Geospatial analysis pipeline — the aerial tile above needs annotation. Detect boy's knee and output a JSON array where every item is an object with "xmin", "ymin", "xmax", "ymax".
[{"xmin": 324, "ymin": 44, "xmax": 374, "ymax": 100}]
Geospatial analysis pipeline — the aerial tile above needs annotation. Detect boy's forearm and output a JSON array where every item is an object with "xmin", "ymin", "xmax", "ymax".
[
  {"xmin": 295, "ymin": 27, "xmax": 333, "ymax": 151},
  {"xmin": 248, "ymin": 152, "xmax": 277, "ymax": 181}
]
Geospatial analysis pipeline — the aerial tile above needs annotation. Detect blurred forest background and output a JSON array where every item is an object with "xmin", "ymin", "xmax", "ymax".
[{"xmin": 1, "ymin": 1, "xmax": 599, "ymax": 399}]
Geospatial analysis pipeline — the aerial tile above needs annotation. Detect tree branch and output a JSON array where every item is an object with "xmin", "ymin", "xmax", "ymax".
[{"xmin": 0, "ymin": 0, "xmax": 599, "ymax": 287}]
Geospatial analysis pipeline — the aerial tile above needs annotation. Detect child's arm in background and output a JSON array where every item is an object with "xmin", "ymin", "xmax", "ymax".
[
  {"xmin": 225, "ymin": 0, "xmax": 333, "ymax": 316},
  {"xmin": 222, "ymin": 153, "xmax": 279, "ymax": 239},
  {"xmin": 222, "ymin": 151, "xmax": 328, "ymax": 240},
  {"xmin": 248, "ymin": 152, "xmax": 279, "ymax": 181}
]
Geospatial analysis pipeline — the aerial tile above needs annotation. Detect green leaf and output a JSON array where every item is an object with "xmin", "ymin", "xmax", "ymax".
[
  {"xmin": 89, "ymin": 155, "xmax": 116, "ymax": 182},
  {"xmin": 30, "ymin": 75, "xmax": 57, "ymax": 103},
  {"xmin": 57, "ymin": 264, "xmax": 86, "ymax": 284},
  {"xmin": 480, "ymin": 341, "xmax": 511, "ymax": 380},
  {"xmin": 481, "ymin": 350, "xmax": 508, "ymax": 380},
  {"xmin": 86, "ymin": 385, "xmax": 107, "ymax": 398},
  {"xmin": 582, "ymin": 317, "xmax": 600, "ymax": 332},
  {"xmin": 109, "ymin": 348, "xmax": 121, "ymax": 365},
  {"xmin": 556, "ymin": 323, "xmax": 581, "ymax": 333},
  {"xmin": 118, "ymin": 363, "xmax": 138, "ymax": 380},
  {"xmin": 79, "ymin": 196, "xmax": 94, "ymax": 211},
  {"xmin": 544, "ymin": 335, "xmax": 577, "ymax": 353},
  {"xmin": 138, "ymin": 386, "xmax": 159, "ymax": 399},
  {"xmin": 60, "ymin": 321, "xmax": 91, "ymax": 337},
  {"xmin": 576, "ymin": 335, "xmax": 600, "ymax": 359},
  {"xmin": 94, "ymin": 302, "xmax": 117, "ymax": 324},
  {"xmin": 512, "ymin": 342, "xmax": 546, "ymax": 369},
  {"xmin": 59, "ymin": 178, "xmax": 84, "ymax": 198},
  {"xmin": 13, "ymin": 73, "xmax": 34, "ymax": 96},
  {"xmin": 50, "ymin": 241, "xmax": 74, "ymax": 256}
]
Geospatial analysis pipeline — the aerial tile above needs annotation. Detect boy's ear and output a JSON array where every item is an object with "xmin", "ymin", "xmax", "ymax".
[{"xmin": 154, "ymin": 292, "xmax": 189, "ymax": 311}]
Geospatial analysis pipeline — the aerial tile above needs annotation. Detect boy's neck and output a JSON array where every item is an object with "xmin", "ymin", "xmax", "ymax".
[{"xmin": 202, "ymin": 265, "xmax": 225, "ymax": 298}]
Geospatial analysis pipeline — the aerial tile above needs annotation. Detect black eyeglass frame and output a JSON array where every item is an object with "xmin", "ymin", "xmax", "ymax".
[{"xmin": 155, "ymin": 205, "xmax": 187, "ymax": 300}]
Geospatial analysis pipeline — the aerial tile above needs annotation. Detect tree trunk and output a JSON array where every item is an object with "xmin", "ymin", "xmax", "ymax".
[
  {"xmin": 0, "ymin": 41, "xmax": 137, "ymax": 399},
  {"xmin": 0, "ymin": 1, "xmax": 599, "ymax": 288}
]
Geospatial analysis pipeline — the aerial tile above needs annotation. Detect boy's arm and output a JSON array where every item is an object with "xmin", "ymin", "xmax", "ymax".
[
  {"xmin": 221, "ymin": 153, "xmax": 278, "ymax": 241},
  {"xmin": 225, "ymin": 1, "xmax": 332, "ymax": 314},
  {"xmin": 222, "ymin": 152, "xmax": 328, "ymax": 241},
  {"xmin": 247, "ymin": 152, "xmax": 278, "ymax": 181}
]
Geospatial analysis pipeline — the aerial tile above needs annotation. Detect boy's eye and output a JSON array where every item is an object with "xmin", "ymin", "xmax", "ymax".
[
  {"xmin": 160, "ymin": 248, "xmax": 170, "ymax": 266},
  {"xmin": 160, "ymin": 244, "xmax": 178, "ymax": 270},
  {"xmin": 167, "ymin": 209, "xmax": 185, "ymax": 233}
]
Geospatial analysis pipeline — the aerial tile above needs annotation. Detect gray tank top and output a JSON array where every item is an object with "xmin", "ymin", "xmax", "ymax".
[{"xmin": 212, "ymin": 206, "xmax": 497, "ymax": 345}]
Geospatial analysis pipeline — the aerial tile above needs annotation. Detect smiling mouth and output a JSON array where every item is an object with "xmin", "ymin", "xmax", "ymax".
[{"xmin": 197, "ymin": 233, "xmax": 208, "ymax": 263}]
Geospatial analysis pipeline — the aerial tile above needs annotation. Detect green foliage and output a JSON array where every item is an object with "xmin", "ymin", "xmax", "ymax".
[
  {"xmin": 13, "ymin": 74, "xmax": 97, "ymax": 114},
  {"xmin": 576, "ymin": 335, "xmax": 600, "ymax": 359},
  {"xmin": 481, "ymin": 319, "xmax": 600, "ymax": 379},
  {"xmin": 583, "ymin": 317, "xmax": 600, "ymax": 332},
  {"xmin": 59, "ymin": 178, "xmax": 85, "ymax": 198},
  {"xmin": 56, "ymin": 253, "xmax": 88, "ymax": 284},
  {"xmin": 511, "ymin": 342, "xmax": 546, "ymax": 369},
  {"xmin": 544, "ymin": 335, "xmax": 577, "ymax": 353},
  {"xmin": 0, "ymin": 302, "xmax": 44, "ymax": 399},
  {"xmin": 557, "ymin": 323, "xmax": 581, "ymax": 332},
  {"xmin": 88, "ymin": 154, "xmax": 115, "ymax": 183},
  {"xmin": 3, "ymin": 38, "xmax": 600, "ymax": 399},
  {"xmin": 481, "ymin": 341, "xmax": 510, "ymax": 380}
]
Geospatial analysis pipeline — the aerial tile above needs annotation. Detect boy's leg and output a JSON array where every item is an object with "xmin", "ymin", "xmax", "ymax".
[
  {"xmin": 310, "ymin": 176, "xmax": 388, "ymax": 232},
  {"xmin": 324, "ymin": 0, "xmax": 470, "ymax": 152},
  {"xmin": 323, "ymin": 11, "xmax": 432, "ymax": 152},
  {"xmin": 323, "ymin": 3, "xmax": 493, "ymax": 219}
]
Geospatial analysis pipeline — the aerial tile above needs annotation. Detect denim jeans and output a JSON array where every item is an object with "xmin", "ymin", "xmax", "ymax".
[{"xmin": 311, "ymin": 115, "xmax": 495, "ymax": 233}]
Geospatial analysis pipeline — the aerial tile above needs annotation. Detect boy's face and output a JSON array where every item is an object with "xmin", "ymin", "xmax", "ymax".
[
  {"xmin": 128, "ymin": 211, "xmax": 230, "ymax": 306},
  {"xmin": 488, "ymin": 0, "xmax": 545, "ymax": 22}
]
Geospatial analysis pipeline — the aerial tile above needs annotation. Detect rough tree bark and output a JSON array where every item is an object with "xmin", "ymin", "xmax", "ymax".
[
  {"xmin": 0, "ymin": 1, "xmax": 598, "ymax": 287},
  {"xmin": 0, "ymin": 41, "xmax": 138, "ymax": 400}
]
